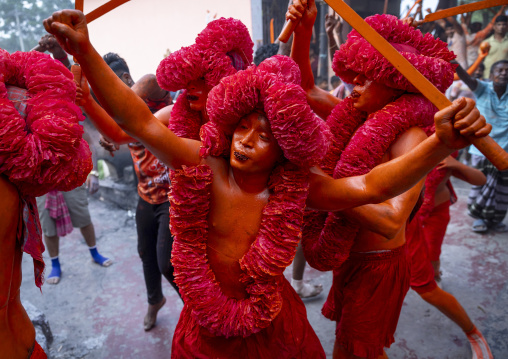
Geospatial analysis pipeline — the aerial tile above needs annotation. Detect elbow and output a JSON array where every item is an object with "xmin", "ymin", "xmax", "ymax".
[
  {"xmin": 382, "ymin": 221, "xmax": 403, "ymax": 240},
  {"xmin": 474, "ymin": 177, "xmax": 487, "ymax": 186}
]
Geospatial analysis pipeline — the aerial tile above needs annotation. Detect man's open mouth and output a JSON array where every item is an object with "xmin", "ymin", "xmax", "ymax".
[
  {"xmin": 187, "ymin": 94, "xmax": 199, "ymax": 101},
  {"xmin": 234, "ymin": 151, "xmax": 249, "ymax": 161},
  {"xmin": 350, "ymin": 90, "xmax": 360, "ymax": 99}
]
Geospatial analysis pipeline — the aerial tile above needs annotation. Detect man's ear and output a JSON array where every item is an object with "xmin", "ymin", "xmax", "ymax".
[{"xmin": 122, "ymin": 72, "xmax": 134, "ymax": 87}]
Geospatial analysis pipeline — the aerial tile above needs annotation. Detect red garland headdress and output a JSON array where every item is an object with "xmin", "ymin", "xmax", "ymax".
[
  {"xmin": 169, "ymin": 56, "xmax": 331, "ymax": 337},
  {"xmin": 156, "ymin": 17, "xmax": 254, "ymax": 140},
  {"xmin": 333, "ymin": 14, "xmax": 457, "ymax": 93},
  {"xmin": 0, "ymin": 49, "xmax": 92, "ymax": 288},
  {"xmin": 201, "ymin": 55, "xmax": 331, "ymax": 167}
]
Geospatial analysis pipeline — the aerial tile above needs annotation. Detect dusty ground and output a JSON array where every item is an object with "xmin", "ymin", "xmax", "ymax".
[{"xmin": 20, "ymin": 178, "xmax": 508, "ymax": 358}]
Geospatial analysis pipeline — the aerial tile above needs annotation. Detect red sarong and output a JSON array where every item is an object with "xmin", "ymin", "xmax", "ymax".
[
  {"xmin": 322, "ymin": 245, "xmax": 410, "ymax": 359},
  {"xmin": 406, "ymin": 216, "xmax": 437, "ymax": 294},
  {"xmin": 30, "ymin": 340, "xmax": 47, "ymax": 359},
  {"xmin": 171, "ymin": 278, "xmax": 325, "ymax": 358},
  {"xmin": 422, "ymin": 200, "xmax": 451, "ymax": 262}
]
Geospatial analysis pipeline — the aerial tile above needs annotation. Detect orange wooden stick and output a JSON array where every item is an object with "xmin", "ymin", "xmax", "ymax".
[
  {"xmin": 404, "ymin": 0, "xmax": 422, "ymax": 19},
  {"xmin": 423, "ymin": 0, "xmax": 508, "ymax": 23},
  {"xmin": 270, "ymin": 18, "xmax": 275, "ymax": 43},
  {"xmin": 75, "ymin": 0, "xmax": 84, "ymax": 12},
  {"xmin": 85, "ymin": 0, "xmax": 131, "ymax": 24},
  {"xmin": 279, "ymin": 19, "xmax": 299, "ymax": 43}
]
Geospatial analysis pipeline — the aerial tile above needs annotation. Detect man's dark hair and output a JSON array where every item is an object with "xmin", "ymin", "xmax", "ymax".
[
  {"xmin": 330, "ymin": 76, "xmax": 340, "ymax": 86},
  {"xmin": 491, "ymin": 59, "xmax": 508, "ymax": 75},
  {"xmin": 253, "ymin": 43, "xmax": 280, "ymax": 65},
  {"xmin": 444, "ymin": 21, "xmax": 454, "ymax": 29},
  {"xmin": 469, "ymin": 22, "xmax": 482, "ymax": 33},
  {"xmin": 494, "ymin": 15, "xmax": 507, "ymax": 23},
  {"xmin": 103, "ymin": 52, "xmax": 130, "ymax": 75}
]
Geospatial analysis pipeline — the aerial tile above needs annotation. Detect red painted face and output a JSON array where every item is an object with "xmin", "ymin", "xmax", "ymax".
[
  {"xmin": 230, "ymin": 112, "xmax": 284, "ymax": 174},
  {"xmin": 186, "ymin": 77, "xmax": 212, "ymax": 111},
  {"xmin": 350, "ymin": 74, "xmax": 402, "ymax": 114}
]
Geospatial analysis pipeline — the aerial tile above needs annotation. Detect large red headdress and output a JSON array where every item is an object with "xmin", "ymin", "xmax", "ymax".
[
  {"xmin": 200, "ymin": 55, "xmax": 331, "ymax": 168},
  {"xmin": 333, "ymin": 14, "xmax": 457, "ymax": 93},
  {"xmin": 156, "ymin": 17, "xmax": 254, "ymax": 91}
]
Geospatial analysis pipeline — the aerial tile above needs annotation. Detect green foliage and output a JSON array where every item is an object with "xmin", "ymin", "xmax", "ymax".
[{"xmin": 0, "ymin": 0, "xmax": 74, "ymax": 53}]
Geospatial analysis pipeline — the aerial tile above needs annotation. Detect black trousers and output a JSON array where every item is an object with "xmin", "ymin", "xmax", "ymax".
[{"xmin": 136, "ymin": 197, "xmax": 181, "ymax": 304}]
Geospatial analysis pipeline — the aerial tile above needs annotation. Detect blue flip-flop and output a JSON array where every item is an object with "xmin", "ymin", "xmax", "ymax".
[{"xmin": 472, "ymin": 219, "xmax": 488, "ymax": 233}]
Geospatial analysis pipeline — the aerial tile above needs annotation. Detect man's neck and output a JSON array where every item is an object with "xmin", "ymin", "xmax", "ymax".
[
  {"xmin": 493, "ymin": 83, "xmax": 507, "ymax": 99},
  {"xmin": 494, "ymin": 32, "xmax": 506, "ymax": 41},
  {"xmin": 230, "ymin": 167, "xmax": 271, "ymax": 194}
]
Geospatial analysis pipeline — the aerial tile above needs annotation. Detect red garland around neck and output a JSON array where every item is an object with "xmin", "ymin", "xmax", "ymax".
[
  {"xmin": 302, "ymin": 95, "xmax": 436, "ymax": 272},
  {"xmin": 169, "ymin": 162, "xmax": 309, "ymax": 338}
]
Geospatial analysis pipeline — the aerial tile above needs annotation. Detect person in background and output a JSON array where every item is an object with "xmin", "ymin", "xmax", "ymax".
[
  {"xmin": 35, "ymin": 35, "xmax": 112, "ymax": 285},
  {"xmin": 455, "ymin": 59, "xmax": 508, "ymax": 233},
  {"xmin": 482, "ymin": 15, "xmax": 508, "ymax": 79}
]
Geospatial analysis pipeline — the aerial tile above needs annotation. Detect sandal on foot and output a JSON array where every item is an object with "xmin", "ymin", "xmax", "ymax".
[
  {"xmin": 46, "ymin": 267, "xmax": 61, "ymax": 285},
  {"xmin": 472, "ymin": 219, "xmax": 488, "ymax": 233},
  {"xmin": 144, "ymin": 296, "xmax": 166, "ymax": 331}
]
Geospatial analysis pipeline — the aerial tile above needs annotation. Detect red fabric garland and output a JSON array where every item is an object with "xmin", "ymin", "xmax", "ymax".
[
  {"xmin": 1, "ymin": 49, "xmax": 92, "ymax": 288},
  {"xmin": 302, "ymin": 95, "xmax": 436, "ymax": 272},
  {"xmin": 0, "ymin": 49, "xmax": 92, "ymax": 197},
  {"xmin": 170, "ymin": 163, "xmax": 309, "ymax": 338}
]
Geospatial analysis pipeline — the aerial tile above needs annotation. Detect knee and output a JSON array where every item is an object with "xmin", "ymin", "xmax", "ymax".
[{"xmin": 158, "ymin": 259, "xmax": 174, "ymax": 280}]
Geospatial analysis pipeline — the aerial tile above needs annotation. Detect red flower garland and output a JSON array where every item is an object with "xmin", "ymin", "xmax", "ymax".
[
  {"xmin": 169, "ymin": 56, "xmax": 329, "ymax": 337},
  {"xmin": 0, "ymin": 49, "xmax": 92, "ymax": 197},
  {"xmin": 302, "ymin": 95, "xmax": 436, "ymax": 272},
  {"xmin": 0, "ymin": 49, "xmax": 92, "ymax": 288},
  {"xmin": 168, "ymin": 90, "xmax": 204, "ymax": 140},
  {"xmin": 169, "ymin": 162, "xmax": 309, "ymax": 338}
]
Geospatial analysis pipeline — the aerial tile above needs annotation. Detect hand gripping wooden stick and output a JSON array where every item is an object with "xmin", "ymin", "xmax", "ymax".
[
  {"xmin": 279, "ymin": 0, "xmax": 508, "ymax": 170},
  {"xmin": 71, "ymin": 1, "xmax": 131, "ymax": 88},
  {"xmin": 423, "ymin": 0, "xmax": 508, "ymax": 24},
  {"xmin": 279, "ymin": 18, "xmax": 300, "ymax": 43}
]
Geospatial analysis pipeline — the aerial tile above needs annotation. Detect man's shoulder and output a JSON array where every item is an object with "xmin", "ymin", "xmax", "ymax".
[{"xmin": 388, "ymin": 126, "xmax": 427, "ymax": 158}]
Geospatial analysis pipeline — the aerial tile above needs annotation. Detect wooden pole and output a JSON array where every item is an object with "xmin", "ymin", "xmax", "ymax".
[{"xmin": 422, "ymin": 0, "xmax": 508, "ymax": 23}]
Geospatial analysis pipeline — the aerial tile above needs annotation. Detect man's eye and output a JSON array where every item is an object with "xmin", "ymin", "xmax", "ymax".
[{"xmin": 260, "ymin": 134, "xmax": 269, "ymax": 140}]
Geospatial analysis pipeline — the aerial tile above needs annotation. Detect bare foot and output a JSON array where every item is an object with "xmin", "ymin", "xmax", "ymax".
[
  {"xmin": 144, "ymin": 296, "xmax": 166, "ymax": 331},
  {"xmin": 46, "ymin": 265, "xmax": 61, "ymax": 285}
]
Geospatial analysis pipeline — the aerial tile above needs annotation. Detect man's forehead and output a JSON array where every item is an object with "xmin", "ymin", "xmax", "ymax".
[{"xmin": 239, "ymin": 111, "xmax": 271, "ymax": 130}]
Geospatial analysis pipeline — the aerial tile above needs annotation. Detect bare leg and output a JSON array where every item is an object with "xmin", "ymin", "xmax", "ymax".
[
  {"xmin": 431, "ymin": 260, "xmax": 441, "ymax": 281},
  {"xmin": 420, "ymin": 287, "xmax": 493, "ymax": 358},
  {"xmin": 292, "ymin": 242, "xmax": 306, "ymax": 280},
  {"xmin": 291, "ymin": 242, "xmax": 323, "ymax": 298},
  {"xmin": 80, "ymin": 223, "xmax": 96, "ymax": 247},
  {"xmin": 44, "ymin": 234, "xmax": 59, "ymax": 257},
  {"xmin": 44, "ymin": 234, "xmax": 61, "ymax": 284},
  {"xmin": 419, "ymin": 287, "xmax": 473, "ymax": 331}
]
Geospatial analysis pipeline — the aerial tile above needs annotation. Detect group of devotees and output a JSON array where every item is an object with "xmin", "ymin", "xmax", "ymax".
[{"xmin": 1, "ymin": 0, "xmax": 501, "ymax": 358}]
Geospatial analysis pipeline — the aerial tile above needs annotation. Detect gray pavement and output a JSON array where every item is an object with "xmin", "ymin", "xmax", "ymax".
[{"xmin": 21, "ymin": 178, "xmax": 508, "ymax": 358}]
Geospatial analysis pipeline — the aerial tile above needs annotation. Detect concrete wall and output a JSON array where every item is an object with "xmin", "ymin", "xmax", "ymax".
[{"xmin": 84, "ymin": 0, "xmax": 253, "ymax": 81}]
